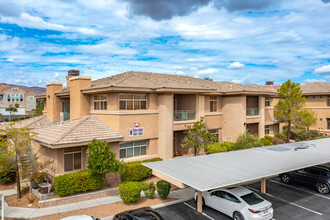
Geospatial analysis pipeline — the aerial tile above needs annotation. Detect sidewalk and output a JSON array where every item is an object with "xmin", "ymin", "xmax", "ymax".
[{"xmin": 0, "ymin": 187, "xmax": 195, "ymax": 219}]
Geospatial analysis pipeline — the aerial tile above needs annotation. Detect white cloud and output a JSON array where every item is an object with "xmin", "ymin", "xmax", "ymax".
[
  {"xmin": 198, "ymin": 68, "xmax": 218, "ymax": 74},
  {"xmin": 227, "ymin": 62, "xmax": 245, "ymax": 69},
  {"xmin": 303, "ymin": 78, "xmax": 326, "ymax": 84},
  {"xmin": 231, "ymin": 75, "xmax": 255, "ymax": 84},
  {"xmin": 54, "ymin": 72, "xmax": 59, "ymax": 78},
  {"xmin": 176, "ymin": 71, "xmax": 185, "ymax": 75},
  {"xmin": 313, "ymin": 65, "xmax": 330, "ymax": 76},
  {"xmin": 76, "ymin": 42, "xmax": 137, "ymax": 55}
]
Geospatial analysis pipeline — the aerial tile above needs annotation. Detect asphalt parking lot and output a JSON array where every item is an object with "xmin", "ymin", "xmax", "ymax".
[{"xmin": 155, "ymin": 177, "xmax": 330, "ymax": 220}]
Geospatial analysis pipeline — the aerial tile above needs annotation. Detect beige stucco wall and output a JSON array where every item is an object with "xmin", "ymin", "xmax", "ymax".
[
  {"xmin": 45, "ymin": 83, "xmax": 63, "ymax": 122},
  {"xmin": 69, "ymin": 77, "xmax": 91, "ymax": 120},
  {"xmin": 158, "ymin": 93, "xmax": 174, "ymax": 159},
  {"xmin": 265, "ymin": 108, "xmax": 275, "ymax": 125},
  {"xmin": 305, "ymin": 95, "xmax": 328, "ymax": 107},
  {"xmin": 221, "ymin": 95, "xmax": 246, "ymax": 142},
  {"xmin": 258, "ymin": 96, "xmax": 265, "ymax": 138}
]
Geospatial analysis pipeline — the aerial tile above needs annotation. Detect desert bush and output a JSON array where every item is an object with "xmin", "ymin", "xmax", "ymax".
[
  {"xmin": 234, "ymin": 131, "xmax": 263, "ymax": 150},
  {"xmin": 0, "ymin": 169, "xmax": 16, "ymax": 184},
  {"xmin": 119, "ymin": 181, "xmax": 144, "ymax": 203},
  {"xmin": 142, "ymin": 181, "xmax": 156, "ymax": 198},
  {"xmin": 156, "ymin": 180, "xmax": 171, "ymax": 199}
]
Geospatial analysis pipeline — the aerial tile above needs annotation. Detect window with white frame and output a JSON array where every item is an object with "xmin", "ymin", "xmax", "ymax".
[
  {"xmin": 119, "ymin": 94, "xmax": 147, "ymax": 110},
  {"xmin": 210, "ymin": 96, "xmax": 217, "ymax": 112},
  {"xmin": 11, "ymin": 94, "xmax": 15, "ymax": 102},
  {"xmin": 20, "ymin": 94, "xmax": 24, "ymax": 102},
  {"xmin": 16, "ymin": 94, "xmax": 19, "ymax": 102},
  {"xmin": 119, "ymin": 140, "xmax": 147, "ymax": 159},
  {"xmin": 208, "ymin": 129, "xmax": 219, "ymax": 141},
  {"xmin": 28, "ymin": 96, "xmax": 34, "ymax": 105},
  {"xmin": 0, "ymin": 94, "xmax": 3, "ymax": 102},
  {"xmin": 7, "ymin": 94, "xmax": 10, "ymax": 102},
  {"xmin": 327, "ymin": 96, "xmax": 330, "ymax": 107},
  {"xmin": 93, "ymin": 95, "xmax": 107, "ymax": 110},
  {"xmin": 64, "ymin": 147, "xmax": 82, "ymax": 172},
  {"xmin": 265, "ymin": 97, "xmax": 270, "ymax": 107},
  {"xmin": 327, "ymin": 119, "xmax": 330, "ymax": 130},
  {"xmin": 265, "ymin": 126, "xmax": 270, "ymax": 135}
]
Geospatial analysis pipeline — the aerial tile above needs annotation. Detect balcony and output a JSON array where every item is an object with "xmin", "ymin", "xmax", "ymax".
[
  {"xmin": 174, "ymin": 110, "xmax": 195, "ymax": 121},
  {"xmin": 246, "ymin": 108, "xmax": 259, "ymax": 116}
]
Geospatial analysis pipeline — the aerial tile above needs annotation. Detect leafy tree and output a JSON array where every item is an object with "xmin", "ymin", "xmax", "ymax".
[
  {"xmin": 34, "ymin": 102, "xmax": 44, "ymax": 116},
  {"xmin": 87, "ymin": 139, "xmax": 120, "ymax": 186},
  {"xmin": 295, "ymin": 109, "xmax": 317, "ymax": 131},
  {"xmin": 181, "ymin": 117, "xmax": 217, "ymax": 156},
  {"xmin": 234, "ymin": 131, "xmax": 263, "ymax": 150},
  {"xmin": 274, "ymin": 80, "xmax": 306, "ymax": 142},
  {"xmin": 0, "ymin": 122, "xmax": 33, "ymax": 199},
  {"xmin": 5, "ymin": 103, "xmax": 19, "ymax": 121}
]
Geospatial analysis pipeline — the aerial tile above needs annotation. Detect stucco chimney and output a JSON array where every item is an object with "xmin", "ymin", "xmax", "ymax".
[
  {"xmin": 66, "ymin": 69, "xmax": 80, "ymax": 87},
  {"xmin": 265, "ymin": 81, "xmax": 275, "ymax": 91},
  {"xmin": 45, "ymin": 82, "xmax": 63, "ymax": 122},
  {"xmin": 69, "ymin": 76, "xmax": 92, "ymax": 119}
]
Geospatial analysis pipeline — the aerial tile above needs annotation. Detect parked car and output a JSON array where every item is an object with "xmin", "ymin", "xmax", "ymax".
[
  {"xmin": 194, "ymin": 186, "xmax": 273, "ymax": 220},
  {"xmin": 279, "ymin": 164, "xmax": 330, "ymax": 194},
  {"xmin": 60, "ymin": 215, "xmax": 100, "ymax": 220},
  {"xmin": 113, "ymin": 207, "xmax": 164, "ymax": 220}
]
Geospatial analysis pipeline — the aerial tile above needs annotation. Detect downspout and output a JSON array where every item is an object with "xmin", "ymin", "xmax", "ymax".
[{"xmin": 1, "ymin": 194, "xmax": 4, "ymax": 220}]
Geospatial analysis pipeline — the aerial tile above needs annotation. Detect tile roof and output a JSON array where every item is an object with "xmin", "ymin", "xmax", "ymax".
[
  {"xmin": 300, "ymin": 82, "xmax": 330, "ymax": 94},
  {"xmin": 33, "ymin": 115, "xmax": 122, "ymax": 147},
  {"xmin": 0, "ymin": 85, "xmax": 10, "ymax": 93},
  {"xmin": 91, "ymin": 71, "xmax": 217, "ymax": 91},
  {"xmin": 0, "ymin": 115, "xmax": 51, "ymax": 130},
  {"xmin": 216, "ymin": 81, "xmax": 271, "ymax": 93}
]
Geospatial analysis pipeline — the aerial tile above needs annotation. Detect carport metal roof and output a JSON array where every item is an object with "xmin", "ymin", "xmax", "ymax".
[{"xmin": 143, "ymin": 138, "xmax": 330, "ymax": 192}]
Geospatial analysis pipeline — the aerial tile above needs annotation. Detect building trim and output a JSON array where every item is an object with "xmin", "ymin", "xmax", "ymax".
[{"xmin": 90, "ymin": 110, "xmax": 159, "ymax": 115}]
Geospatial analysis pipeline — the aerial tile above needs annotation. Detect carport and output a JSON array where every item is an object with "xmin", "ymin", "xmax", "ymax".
[{"xmin": 143, "ymin": 138, "xmax": 330, "ymax": 213}]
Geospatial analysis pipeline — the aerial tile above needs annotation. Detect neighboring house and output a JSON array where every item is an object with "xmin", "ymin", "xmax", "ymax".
[{"xmin": 0, "ymin": 85, "xmax": 37, "ymax": 120}]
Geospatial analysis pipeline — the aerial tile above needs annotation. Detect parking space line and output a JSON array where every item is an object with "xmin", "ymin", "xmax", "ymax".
[
  {"xmin": 245, "ymin": 186, "xmax": 323, "ymax": 216},
  {"xmin": 183, "ymin": 202, "xmax": 215, "ymax": 220},
  {"xmin": 269, "ymin": 179, "xmax": 330, "ymax": 200}
]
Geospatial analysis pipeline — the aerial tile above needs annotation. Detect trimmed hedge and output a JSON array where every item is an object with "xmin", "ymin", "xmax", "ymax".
[
  {"xmin": 119, "ymin": 158, "xmax": 162, "ymax": 182},
  {"xmin": 119, "ymin": 182, "xmax": 144, "ymax": 203},
  {"xmin": 0, "ymin": 169, "xmax": 16, "ymax": 184},
  {"xmin": 156, "ymin": 180, "xmax": 171, "ymax": 199},
  {"xmin": 53, "ymin": 170, "xmax": 104, "ymax": 196}
]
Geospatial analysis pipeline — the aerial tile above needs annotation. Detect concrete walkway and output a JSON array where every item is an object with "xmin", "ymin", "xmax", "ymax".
[{"xmin": 0, "ymin": 187, "xmax": 195, "ymax": 219}]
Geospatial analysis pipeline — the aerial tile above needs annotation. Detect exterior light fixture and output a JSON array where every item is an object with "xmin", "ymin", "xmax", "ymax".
[{"xmin": 134, "ymin": 122, "xmax": 139, "ymax": 127}]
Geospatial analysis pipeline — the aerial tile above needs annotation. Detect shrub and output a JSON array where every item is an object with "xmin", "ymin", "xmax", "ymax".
[
  {"xmin": 53, "ymin": 170, "xmax": 104, "ymax": 196},
  {"xmin": 234, "ymin": 131, "xmax": 263, "ymax": 150},
  {"xmin": 275, "ymin": 133, "xmax": 286, "ymax": 143},
  {"xmin": 260, "ymin": 137, "xmax": 272, "ymax": 146},
  {"xmin": 205, "ymin": 142, "xmax": 235, "ymax": 154},
  {"xmin": 119, "ymin": 182, "xmax": 144, "ymax": 202},
  {"xmin": 31, "ymin": 171, "xmax": 46, "ymax": 183},
  {"xmin": 142, "ymin": 181, "xmax": 156, "ymax": 198},
  {"xmin": 0, "ymin": 169, "xmax": 16, "ymax": 184},
  {"xmin": 156, "ymin": 180, "xmax": 171, "ymax": 199},
  {"xmin": 119, "ymin": 158, "xmax": 162, "ymax": 182},
  {"xmin": 4, "ymin": 119, "xmax": 9, "ymax": 122},
  {"xmin": 221, "ymin": 141, "xmax": 236, "ymax": 152}
]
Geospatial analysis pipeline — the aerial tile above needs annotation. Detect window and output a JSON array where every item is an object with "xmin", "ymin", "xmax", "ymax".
[
  {"xmin": 209, "ymin": 129, "xmax": 219, "ymax": 141},
  {"xmin": 119, "ymin": 94, "xmax": 147, "ymax": 110},
  {"xmin": 20, "ymin": 94, "xmax": 23, "ymax": 102},
  {"xmin": 210, "ymin": 96, "xmax": 217, "ymax": 112},
  {"xmin": 309, "ymin": 168, "xmax": 320, "ymax": 176},
  {"xmin": 265, "ymin": 126, "xmax": 270, "ymax": 135},
  {"xmin": 241, "ymin": 192, "xmax": 264, "ymax": 205},
  {"xmin": 93, "ymin": 95, "xmax": 107, "ymax": 110},
  {"xmin": 7, "ymin": 94, "xmax": 10, "ymax": 102},
  {"xmin": 28, "ymin": 96, "xmax": 34, "ymax": 105},
  {"xmin": 64, "ymin": 147, "xmax": 82, "ymax": 172},
  {"xmin": 119, "ymin": 140, "xmax": 147, "ymax": 159},
  {"xmin": 224, "ymin": 193, "xmax": 240, "ymax": 203},
  {"xmin": 328, "ymin": 96, "xmax": 330, "ymax": 107},
  {"xmin": 328, "ymin": 119, "xmax": 330, "ymax": 130},
  {"xmin": 11, "ymin": 94, "xmax": 15, "ymax": 102},
  {"xmin": 265, "ymin": 96, "xmax": 270, "ymax": 107},
  {"xmin": 16, "ymin": 94, "xmax": 19, "ymax": 102},
  {"xmin": 320, "ymin": 118, "xmax": 323, "ymax": 121},
  {"xmin": 0, "ymin": 94, "xmax": 3, "ymax": 102}
]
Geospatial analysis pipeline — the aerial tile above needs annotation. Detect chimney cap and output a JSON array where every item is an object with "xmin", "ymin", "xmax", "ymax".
[
  {"xmin": 68, "ymin": 69, "xmax": 80, "ymax": 76},
  {"xmin": 265, "ymin": 81, "xmax": 274, "ymax": 86}
]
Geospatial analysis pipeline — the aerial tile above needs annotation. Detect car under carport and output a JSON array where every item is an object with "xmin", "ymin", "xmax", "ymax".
[{"xmin": 143, "ymin": 138, "xmax": 330, "ymax": 213}]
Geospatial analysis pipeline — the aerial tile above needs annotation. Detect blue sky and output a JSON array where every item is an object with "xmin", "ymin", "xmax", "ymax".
[{"xmin": 0, "ymin": 0, "xmax": 330, "ymax": 87}]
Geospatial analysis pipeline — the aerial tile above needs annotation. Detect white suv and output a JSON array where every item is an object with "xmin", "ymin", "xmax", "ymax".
[{"xmin": 194, "ymin": 186, "xmax": 273, "ymax": 220}]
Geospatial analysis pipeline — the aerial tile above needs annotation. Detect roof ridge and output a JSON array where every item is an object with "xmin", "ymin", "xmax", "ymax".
[
  {"xmin": 25, "ymin": 115, "xmax": 46, "ymax": 128},
  {"xmin": 317, "ymin": 82, "xmax": 330, "ymax": 91},
  {"xmin": 55, "ymin": 116, "xmax": 91, "ymax": 144},
  {"xmin": 113, "ymin": 71, "xmax": 135, "ymax": 87}
]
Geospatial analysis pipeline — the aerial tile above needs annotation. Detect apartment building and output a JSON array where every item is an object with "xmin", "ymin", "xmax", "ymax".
[
  {"xmin": 0, "ymin": 85, "xmax": 37, "ymax": 119},
  {"xmin": 32, "ymin": 70, "xmax": 330, "ymax": 176}
]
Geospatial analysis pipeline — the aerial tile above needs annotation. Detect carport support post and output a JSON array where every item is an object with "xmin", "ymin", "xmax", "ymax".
[
  {"xmin": 261, "ymin": 178, "xmax": 266, "ymax": 194},
  {"xmin": 197, "ymin": 190, "xmax": 203, "ymax": 213}
]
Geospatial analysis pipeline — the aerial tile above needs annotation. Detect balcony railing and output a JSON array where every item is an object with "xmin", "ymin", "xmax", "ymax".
[
  {"xmin": 174, "ymin": 110, "xmax": 195, "ymax": 121},
  {"xmin": 246, "ymin": 108, "xmax": 259, "ymax": 116}
]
